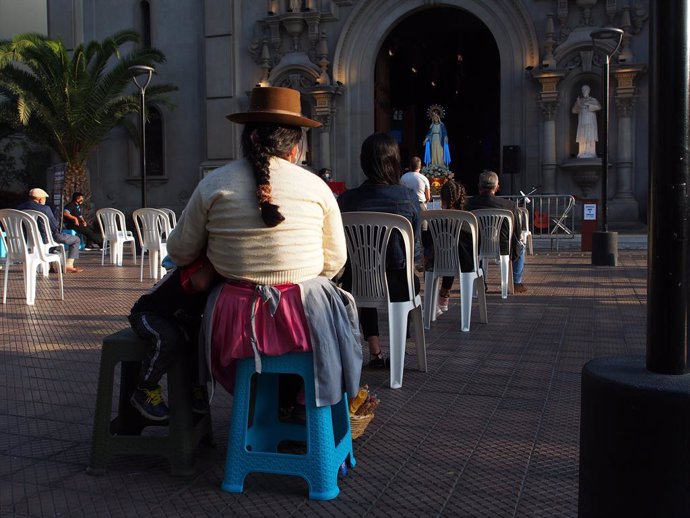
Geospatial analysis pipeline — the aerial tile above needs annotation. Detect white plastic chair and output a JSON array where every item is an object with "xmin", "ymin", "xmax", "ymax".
[
  {"xmin": 473, "ymin": 208, "xmax": 514, "ymax": 299},
  {"xmin": 133, "ymin": 208, "xmax": 170, "ymax": 282},
  {"xmin": 0, "ymin": 209, "xmax": 64, "ymax": 305},
  {"xmin": 96, "ymin": 208, "xmax": 137, "ymax": 267},
  {"xmin": 517, "ymin": 207, "xmax": 533, "ymax": 255},
  {"xmin": 157, "ymin": 208, "xmax": 177, "ymax": 229},
  {"xmin": 421, "ymin": 210, "xmax": 487, "ymax": 332},
  {"xmin": 341, "ymin": 211, "xmax": 426, "ymax": 389},
  {"xmin": 22, "ymin": 209, "xmax": 67, "ymax": 275}
]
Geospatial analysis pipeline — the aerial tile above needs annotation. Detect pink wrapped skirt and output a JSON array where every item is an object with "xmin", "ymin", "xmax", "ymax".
[{"xmin": 210, "ymin": 281, "xmax": 312, "ymax": 393}]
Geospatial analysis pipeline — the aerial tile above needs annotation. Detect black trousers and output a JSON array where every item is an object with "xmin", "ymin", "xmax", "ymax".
[
  {"xmin": 128, "ymin": 312, "xmax": 200, "ymax": 389},
  {"xmin": 66, "ymin": 223, "xmax": 103, "ymax": 246}
]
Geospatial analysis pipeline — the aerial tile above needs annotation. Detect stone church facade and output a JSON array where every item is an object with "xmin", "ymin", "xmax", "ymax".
[{"xmin": 44, "ymin": 0, "xmax": 649, "ymax": 226}]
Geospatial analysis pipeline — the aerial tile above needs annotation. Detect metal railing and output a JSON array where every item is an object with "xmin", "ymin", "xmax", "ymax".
[{"xmin": 499, "ymin": 194, "xmax": 577, "ymax": 251}]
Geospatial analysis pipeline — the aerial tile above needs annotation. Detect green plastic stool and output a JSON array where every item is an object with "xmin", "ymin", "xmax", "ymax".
[{"xmin": 87, "ymin": 328, "xmax": 213, "ymax": 476}]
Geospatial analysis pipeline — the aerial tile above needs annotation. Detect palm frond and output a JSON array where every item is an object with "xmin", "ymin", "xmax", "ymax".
[{"xmin": 0, "ymin": 30, "xmax": 178, "ymax": 168}]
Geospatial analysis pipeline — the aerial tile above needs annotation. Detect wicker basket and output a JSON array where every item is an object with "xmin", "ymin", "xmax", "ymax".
[{"xmin": 350, "ymin": 413, "xmax": 374, "ymax": 440}]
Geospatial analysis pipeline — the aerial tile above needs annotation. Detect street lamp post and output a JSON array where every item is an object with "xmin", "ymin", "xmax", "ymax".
[
  {"xmin": 590, "ymin": 28, "xmax": 624, "ymax": 265},
  {"xmin": 129, "ymin": 65, "xmax": 155, "ymax": 208}
]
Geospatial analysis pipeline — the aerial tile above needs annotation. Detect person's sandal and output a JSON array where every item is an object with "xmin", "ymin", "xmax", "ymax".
[{"xmin": 368, "ymin": 352, "xmax": 389, "ymax": 369}]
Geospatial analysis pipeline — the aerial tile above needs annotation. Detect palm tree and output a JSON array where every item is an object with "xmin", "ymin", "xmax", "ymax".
[{"xmin": 0, "ymin": 30, "xmax": 177, "ymax": 206}]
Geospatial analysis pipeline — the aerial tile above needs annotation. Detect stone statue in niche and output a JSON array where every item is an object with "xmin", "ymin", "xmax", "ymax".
[
  {"xmin": 287, "ymin": 0, "xmax": 302, "ymax": 12},
  {"xmin": 571, "ymin": 84, "xmax": 601, "ymax": 158}
]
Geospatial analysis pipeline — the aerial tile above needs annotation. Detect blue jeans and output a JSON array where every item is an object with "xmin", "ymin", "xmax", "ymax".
[
  {"xmin": 53, "ymin": 232, "xmax": 80, "ymax": 259},
  {"xmin": 512, "ymin": 245, "xmax": 525, "ymax": 284}
]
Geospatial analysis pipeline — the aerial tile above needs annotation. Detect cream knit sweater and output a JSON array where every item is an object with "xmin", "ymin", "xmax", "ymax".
[{"xmin": 166, "ymin": 157, "xmax": 347, "ymax": 285}]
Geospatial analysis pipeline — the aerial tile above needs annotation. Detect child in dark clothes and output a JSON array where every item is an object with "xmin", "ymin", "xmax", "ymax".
[
  {"xmin": 422, "ymin": 180, "xmax": 476, "ymax": 314},
  {"xmin": 128, "ymin": 257, "xmax": 217, "ymax": 420}
]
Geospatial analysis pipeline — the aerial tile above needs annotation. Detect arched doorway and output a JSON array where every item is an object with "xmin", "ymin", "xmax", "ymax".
[
  {"xmin": 332, "ymin": 0, "xmax": 538, "ymax": 191},
  {"xmin": 374, "ymin": 7, "xmax": 499, "ymax": 190}
]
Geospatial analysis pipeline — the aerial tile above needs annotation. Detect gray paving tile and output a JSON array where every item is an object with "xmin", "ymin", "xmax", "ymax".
[{"xmin": 0, "ymin": 251, "xmax": 649, "ymax": 516}]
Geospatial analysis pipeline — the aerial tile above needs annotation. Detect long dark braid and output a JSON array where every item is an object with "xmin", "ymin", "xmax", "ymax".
[
  {"xmin": 241, "ymin": 122, "xmax": 302, "ymax": 227},
  {"xmin": 440, "ymin": 179, "xmax": 467, "ymax": 210}
]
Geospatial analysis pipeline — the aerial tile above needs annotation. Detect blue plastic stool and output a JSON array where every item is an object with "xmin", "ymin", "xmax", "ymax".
[
  {"xmin": 62, "ymin": 229, "xmax": 86, "ymax": 250},
  {"xmin": 222, "ymin": 352, "xmax": 355, "ymax": 500}
]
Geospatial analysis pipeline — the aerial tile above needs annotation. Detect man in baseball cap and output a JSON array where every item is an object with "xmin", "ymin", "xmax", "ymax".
[{"xmin": 17, "ymin": 188, "xmax": 84, "ymax": 273}]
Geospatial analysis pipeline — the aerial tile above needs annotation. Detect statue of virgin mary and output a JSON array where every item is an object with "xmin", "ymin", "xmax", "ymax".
[{"xmin": 423, "ymin": 104, "xmax": 451, "ymax": 167}]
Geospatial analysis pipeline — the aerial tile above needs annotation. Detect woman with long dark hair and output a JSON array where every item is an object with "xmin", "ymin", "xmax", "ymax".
[
  {"xmin": 166, "ymin": 86, "xmax": 361, "ymax": 408},
  {"xmin": 338, "ymin": 132, "xmax": 422, "ymax": 368}
]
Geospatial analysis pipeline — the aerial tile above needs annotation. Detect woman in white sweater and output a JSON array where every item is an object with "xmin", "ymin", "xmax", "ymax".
[
  {"xmin": 166, "ymin": 87, "xmax": 361, "ymax": 405},
  {"xmin": 166, "ymin": 92, "xmax": 345, "ymax": 284}
]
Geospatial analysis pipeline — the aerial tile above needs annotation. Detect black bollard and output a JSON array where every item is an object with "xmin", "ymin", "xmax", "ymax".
[{"xmin": 590, "ymin": 231, "xmax": 618, "ymax": 266}]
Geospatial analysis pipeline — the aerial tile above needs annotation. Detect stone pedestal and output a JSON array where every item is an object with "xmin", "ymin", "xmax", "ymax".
[{"xmin": 560, "ymin": 158, "xmax": 601, "ymax": 198}]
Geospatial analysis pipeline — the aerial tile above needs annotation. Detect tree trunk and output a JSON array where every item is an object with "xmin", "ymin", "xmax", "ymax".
[{"xmin": 63, "ymin": 161, "xmax": 93, "ymax": 223}]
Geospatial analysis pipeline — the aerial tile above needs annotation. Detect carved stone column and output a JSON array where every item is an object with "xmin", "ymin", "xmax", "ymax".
[
  {"xmin": 310, "ymin": 88, "xmax": 338, "ymax": 169},
  {"xmin": 609, "ymin": 64, "xmax": 646, "ymax": 225},
  {"xmin": 540, "ymin": 101, "xmax": 559, "ymax": 194},
  {"xmin": 533, "ymin": 71, "xmax": 565, "ymax": 194}
]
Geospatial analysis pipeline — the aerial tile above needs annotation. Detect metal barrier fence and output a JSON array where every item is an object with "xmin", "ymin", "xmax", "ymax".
[
  {"xmin": 499, "ymin": 194, "xmax": 577, "ymax": 251},
  {"xmin": 429, "ymin": 194, "xmax": 577, "ymax": 251}
]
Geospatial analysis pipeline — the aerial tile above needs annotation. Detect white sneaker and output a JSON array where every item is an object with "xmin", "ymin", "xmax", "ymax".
[
  {"xmin": 434, "ymin": 306, "xmax": 444, "ymax": 319},
  {"xmin": 438, "ymin": 296, "xmax": 449, "ymax": 312}
]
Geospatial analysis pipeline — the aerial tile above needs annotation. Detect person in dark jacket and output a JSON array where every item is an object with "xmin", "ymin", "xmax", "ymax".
[
  {"xmin": 466, "ymin": 170, "xmax": 527, "ymax": 293},
  {"xmin": 63, "ymin": 192, "xmax": 103, "ymax": 249},
  {"xmin": 338, "ymin": 132, "xmax": 421, "ymax": 368}
]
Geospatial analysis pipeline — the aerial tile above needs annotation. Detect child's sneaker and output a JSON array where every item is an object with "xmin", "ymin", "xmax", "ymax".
[
  {"xmin": 191, "ymin": 385, "xmax": 209, "ymax": 415},
  {"xmin": 433, "ymin": 306, "xmax": 441, "ymax": 319},
  {"xmin": 130, "ymin": 386, "xmax": 169, "ymax": 421},
  {"xmin": 438, "ymin": 296, "xmax": 449, "ymax": 312}
]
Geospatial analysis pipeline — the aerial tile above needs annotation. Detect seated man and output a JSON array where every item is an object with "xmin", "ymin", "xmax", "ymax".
[
  {"xmin": 466, "ymin": 170, "xmax": 527, "ymax": 293},
  {"xmin": 63, "ymin": 192, "xmax": 103, "ymax": 249},
  {"xmin": 17, "ymin": 188, "xmax": 84, "ymax": 273}
]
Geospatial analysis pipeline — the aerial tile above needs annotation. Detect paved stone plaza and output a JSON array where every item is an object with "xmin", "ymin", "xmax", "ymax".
[{"xmin": 0, "ymin": 244, "xmax": 647, "ymax": 516}]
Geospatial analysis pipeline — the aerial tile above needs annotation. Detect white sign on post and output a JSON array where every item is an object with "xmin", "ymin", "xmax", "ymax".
[{"xmin": 584, "ymin": 204, "xmax": 597, "ymax": 221}]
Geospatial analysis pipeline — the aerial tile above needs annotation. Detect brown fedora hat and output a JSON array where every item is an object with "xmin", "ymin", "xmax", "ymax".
[{"xmin": 227, "ymin": 86, "xmax": 321, "ymax": 128}]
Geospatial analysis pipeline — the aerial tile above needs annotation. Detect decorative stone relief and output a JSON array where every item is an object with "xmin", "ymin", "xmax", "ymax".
[
  {"xmin": 313, "ymin": 112, "xmax": 333, "ymax": 129},
  {"xmin": 605, "ymin": 0, "xmax": 617, "ymax": 25},
  {"xmin": 575, "ymin": 0, "xmax": 598, "ymax": 27},
  {"xmin": 542, "ymin": 14, "xmax": 556, "ymax": 67},
  {"xmin": 615, "ymin": 97, "xmax": 635, "ymax": 118},
  {"xmin": 557, "ymin": 0, "xmax": 571, "ymax": 43},
  {"xmin": 250, "ymin": 2, "xmax": 344, "ymax": 82},
  {"xmin": 276, "ymin": 73, "xmax": 313, "ymax": 90},
  {"xmin": 630, "ymin": 2, "xmax": 649, "ymax": 35},
  {"xmin": 540, "ymin": 100, "xmax": 560, "ymax": 121}
]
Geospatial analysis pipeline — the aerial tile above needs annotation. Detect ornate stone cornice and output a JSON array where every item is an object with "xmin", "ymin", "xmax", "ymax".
[
  {"xmin": 531, "ymin": 69, "xmax": 565, "ymax": 104},
  {"xmin": 612, "ymin": 64, "xmax": 647, "ymax": 99}
]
